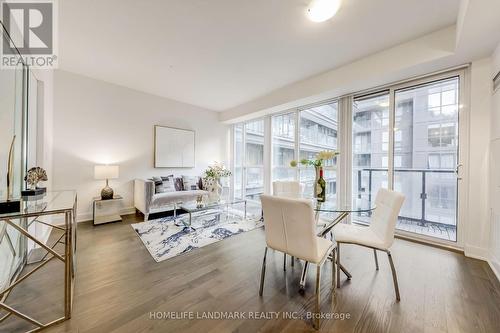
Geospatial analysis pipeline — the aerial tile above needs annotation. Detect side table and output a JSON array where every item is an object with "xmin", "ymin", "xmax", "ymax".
[{"xmin": 93, "ymin": 195, "xmax": 123, "ymax": 225}]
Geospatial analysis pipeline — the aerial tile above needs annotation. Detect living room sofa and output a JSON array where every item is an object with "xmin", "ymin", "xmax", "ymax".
[{"xmin": 134, "ymin": 178, "xmax": 208, "ymax": 221}]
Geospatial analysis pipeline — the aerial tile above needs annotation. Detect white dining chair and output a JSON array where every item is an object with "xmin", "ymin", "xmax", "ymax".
[
  {"xmin": 259, "ymin": 195, "xmax": 335, "ymax": 329},
  {"xmin": 272, "ymin": 181, "xmax": 305, "ymax": 269},
  {"xmin": 272, "ymin": 180, "xmax": 304, "ymax": 197},
  {"xmin": 333, "ymin": 188, "xmax": 405, "ymax": 301}
]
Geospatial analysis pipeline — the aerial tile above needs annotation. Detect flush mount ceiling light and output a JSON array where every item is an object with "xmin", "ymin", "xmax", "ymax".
[{"xmin": 307, "ymin": 0, "xmax": 341, "ymax": 23}]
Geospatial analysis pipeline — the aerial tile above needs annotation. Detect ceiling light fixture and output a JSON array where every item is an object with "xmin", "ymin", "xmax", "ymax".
[{"xmin": 307, "ymin": 0, "xmax": 341, "ymax": 23}]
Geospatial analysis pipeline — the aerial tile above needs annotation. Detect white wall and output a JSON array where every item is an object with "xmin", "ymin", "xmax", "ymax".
[
  {"xmin": 52, "ymin": 70, "xmax": 228, "ymax": 221},
  {"xmin": 465, "ymin": 58, "xmax": 492, "ymax": 259},
  {"xmin": 489, "ymin": 43, "xmax": 500, "ymax": 278}
]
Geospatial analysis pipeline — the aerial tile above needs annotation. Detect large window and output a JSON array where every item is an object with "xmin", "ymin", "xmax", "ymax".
[
  {"xmin": 231, "ymin": 70, "xmax": 463, "ymax": 245},
  {"xmin": 352, "ymin": 93, "xmax": 389, "ymax": 224},
  {"xmin": 272, "ymin": 113, "xmax": 296, "ymax": 182},
  {"xmin": 299, "ymin": 102, "xmax": 339, "ymax": 199},
  {"xmin": 233, "ymin": 124, "xmax": 244, "ymax": 199},
  {"xmin": 245, "ymin": 119, "xmax": 264, "ymax": 201}
]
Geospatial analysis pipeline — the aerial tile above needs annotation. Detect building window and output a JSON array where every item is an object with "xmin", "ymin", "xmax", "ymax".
[
  {"xmin": 272, "ymin": 113, "xmax": 296, "ymax": 181},
  {"xmin": 428, "ymin": 123, "xmax": 456, "ymax": 147},
  {"xmin": 300, "ymin": 102, "xmax": 338, "ymax": 199},
  {"xmin": 354, "ymin": 132, "xmax": 370, "ymax": 153},
  {"xmin": 428, "ymin": 153, "xmax": 455, "ymax": 169},
  {"xmin": 427, "ymin": 82, "xmax": 458, "ymax": 117}
]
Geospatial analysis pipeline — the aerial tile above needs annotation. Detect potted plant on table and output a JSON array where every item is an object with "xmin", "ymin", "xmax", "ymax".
[
  {"xmin": 290, "ymin": 150, "xmax": 339, "ymax": 199},
  {"xmin": 203, "ymin": 162, "xmax": 232, "ymax": 201}
]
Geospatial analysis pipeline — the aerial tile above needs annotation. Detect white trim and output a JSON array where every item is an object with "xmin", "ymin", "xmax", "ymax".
[
  {"xmin": 388, "ymin": 88, "xmax": 395, "ymax": 189},
  {"xmin": 263, "ymin": 117, "xmax": 272, "ymax": 195},
  {"xmin": 488, "ymin": 258, "xmax": 500, "ymax": 282},
  {"xmin": 395, "ymin": 232, "xmax": 463, "ymax": 252},
  {"xmin": 53, "ymin": 206, "xmax": 136, "ymax": 225},
  {"xmin": 464, "ymin": 244, "xmax": 490, "ymax": 261},
  {"xmin": 338, "ymin": 96, "xmax": 352, "ymax": 210}
]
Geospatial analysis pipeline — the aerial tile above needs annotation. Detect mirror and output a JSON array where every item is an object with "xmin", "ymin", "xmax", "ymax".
[{"xmin": 0, "ymin": 26, "xmax": 28, "ymax": 292}]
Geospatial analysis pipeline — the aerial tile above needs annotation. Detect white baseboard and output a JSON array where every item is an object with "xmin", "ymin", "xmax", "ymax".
[
  {"xmin": 488, "ymin": 258, "xmax": 500, "ymax": 282},
  {"xmin": 76, "ymin": 206, "xmax": 136, "ymax": 223},
  {"xmin": 53, "ymin": 206, "xmax": 136, "ymax": 225},
  {"xmin": 463, "ymin": 246, "xmax": 500, "ymax": 283},
  {"xmin": 464, "ymin": 244, "xmax": 490, "ymax": 261}
]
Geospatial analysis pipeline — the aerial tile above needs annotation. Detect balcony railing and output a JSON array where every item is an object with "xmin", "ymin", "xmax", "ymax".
[{"xmin": 355, "ymin": 168, "xmax": 457, "ymax": 230}]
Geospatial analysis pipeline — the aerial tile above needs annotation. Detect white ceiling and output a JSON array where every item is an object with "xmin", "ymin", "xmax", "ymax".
[{"xmin": 59, "ymin": 0, "xmax": 460, "ymax": 111}]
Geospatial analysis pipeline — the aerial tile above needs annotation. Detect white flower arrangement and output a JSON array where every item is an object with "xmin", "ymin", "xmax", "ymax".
[{"xmin": 204, "ymin": 162, "xmax": 232, "ymax": 180}]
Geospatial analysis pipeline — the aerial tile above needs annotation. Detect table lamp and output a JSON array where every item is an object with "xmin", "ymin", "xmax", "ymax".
[{"xmin": 94, "ymin": 165, "xmax": 119, "ymax": 200}]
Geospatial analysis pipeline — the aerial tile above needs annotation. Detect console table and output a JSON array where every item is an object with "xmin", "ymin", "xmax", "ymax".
[{"xmin": 0, "ymin": 191, "xmax": 77, "ymax": 332}]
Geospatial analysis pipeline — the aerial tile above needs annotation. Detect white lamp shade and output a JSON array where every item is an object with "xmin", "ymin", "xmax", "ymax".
[{"xmin": 94, "ymin": 165, "xmax": 119, "ymax": 180}]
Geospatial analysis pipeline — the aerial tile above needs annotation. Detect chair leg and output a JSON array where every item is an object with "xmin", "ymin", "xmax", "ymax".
[
  {"xmin": 291, "ymin": 256, "xmax": 294, "ymax": 267},
  {"xmin": 387, "ymin": 251, "xmax": 400, "ymax": 301},
  {"xmin": 373, "ymin": 249, "xmax": 379, "ymax": 270},
  {"xmin": 336, "ymin": 243, "xmax": 341, "ymax": 288},
  {"xmin": 314, "ymin": 264, "xmax": 321, "ymax": 330},
  {"xmin": 332, "ymin": 248, "xmax": 336, "ymax": 295},
  {"xmin": 283, "ymin": 253, "xmax": 286, "ymax": 271},
  {"xmin": 259, "ymin": 247, "xmax": 268, "ymax": 296}
]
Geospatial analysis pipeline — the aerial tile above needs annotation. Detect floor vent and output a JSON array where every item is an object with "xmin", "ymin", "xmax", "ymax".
[{"xmin": 495, "ymin": 71, "xmax": 500, "ymax": 92}]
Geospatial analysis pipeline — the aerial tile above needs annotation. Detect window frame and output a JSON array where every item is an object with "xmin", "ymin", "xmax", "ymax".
[{"xmin": 230, "ymin": 66, "xmax": 469, "ymax": 249}]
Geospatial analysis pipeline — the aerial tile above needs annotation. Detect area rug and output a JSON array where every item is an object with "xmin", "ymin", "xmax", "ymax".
[{"xmin": 132, "ymin": 209, "xmax": 263, "ymax": 262}]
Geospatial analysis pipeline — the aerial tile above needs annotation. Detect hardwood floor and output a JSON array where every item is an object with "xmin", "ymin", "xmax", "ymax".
[{"xmin": 2, "ymin": 212, "xmax": 500, "ymax": 333}]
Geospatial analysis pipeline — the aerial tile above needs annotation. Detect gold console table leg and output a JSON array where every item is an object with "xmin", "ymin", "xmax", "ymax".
[{"xmin": 0, "ymin": 193, "xmax": 77, "ymax": 332}]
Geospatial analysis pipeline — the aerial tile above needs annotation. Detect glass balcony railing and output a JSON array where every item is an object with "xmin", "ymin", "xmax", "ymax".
[{"xmin": 353, "ymin": 168, "xmax": 457, "ymax": 241}]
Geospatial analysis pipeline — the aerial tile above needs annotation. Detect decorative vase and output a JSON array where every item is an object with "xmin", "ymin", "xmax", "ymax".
[
  {"xmin": 204, "ymin": 177, "xmax": 223, "ymax": 201},
  {"xmin": 314, "ymin": 166, "xmax": 323, "ymax": 198}
]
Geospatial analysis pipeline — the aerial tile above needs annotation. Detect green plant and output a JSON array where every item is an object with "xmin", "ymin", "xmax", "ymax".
[{"xmin": 290, "ymin": 150, "xmax": 339, "ymax": 168}]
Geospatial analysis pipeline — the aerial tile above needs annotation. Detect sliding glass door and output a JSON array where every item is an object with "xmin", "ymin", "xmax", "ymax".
[
  {"xmin": 350, "ymin": 73, "xmax": 464, "ymax": 244},
  {"xmin": 393, "ymin": 77, "xmax": 460, "ymax": 241}
]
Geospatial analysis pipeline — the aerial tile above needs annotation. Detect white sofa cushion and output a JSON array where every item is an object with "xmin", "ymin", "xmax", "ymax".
[{"xmin": 151, "ymin": 190, "xmax": 208, "ymax": 208}]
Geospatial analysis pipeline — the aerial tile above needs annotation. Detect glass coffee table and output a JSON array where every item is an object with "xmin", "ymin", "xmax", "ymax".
[{"xmin": 176, "ymin": 199, "xmax": 247, "ymax": 231}]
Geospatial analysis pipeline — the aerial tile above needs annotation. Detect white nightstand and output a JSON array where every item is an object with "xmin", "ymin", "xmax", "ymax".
[{"xmin": 93, "ymin": 195, "xmax": 123, "ymax": 225}]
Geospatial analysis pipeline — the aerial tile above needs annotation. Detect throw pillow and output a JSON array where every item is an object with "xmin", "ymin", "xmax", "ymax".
[
  {"xmin": 151, "ymin": 176, "xmax": 165, "ymax": 193},
  {"xmin": 182, "ymin": 175, "xmax": 201, "ymax": 191},
  {"xmin": 160, "ymin": 175, "xmax": 176, "ymax": 192},
  {"xmin": 173, "ymin": 177, "xmax": 184, "ymax": 191}
]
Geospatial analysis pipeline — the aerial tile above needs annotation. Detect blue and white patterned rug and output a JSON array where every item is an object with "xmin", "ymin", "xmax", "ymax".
[{"xmin": 132, "ymin": 209, "xmax": 263, "ymax": 262}]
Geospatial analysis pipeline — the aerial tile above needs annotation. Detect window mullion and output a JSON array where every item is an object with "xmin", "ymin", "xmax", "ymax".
[
  {"xmin": 294, "ymin": 109, "xmax": 300, "ymax": 181},
  {"xmin": 388, "ymin": 88, "xmax": 395, "ymax": 190}
]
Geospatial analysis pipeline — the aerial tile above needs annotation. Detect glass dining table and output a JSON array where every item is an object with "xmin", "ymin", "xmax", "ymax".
[{"xmin": 276, "ymin": 193, "xmax": 376, "ymax": 289}]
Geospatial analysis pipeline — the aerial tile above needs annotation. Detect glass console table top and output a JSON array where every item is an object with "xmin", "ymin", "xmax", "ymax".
[{"xmin": 0, "ymin": 190, "xmax": 77, "ymax": 219}]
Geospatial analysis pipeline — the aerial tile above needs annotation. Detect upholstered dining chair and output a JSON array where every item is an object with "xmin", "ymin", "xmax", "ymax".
[
  {"xmin": 259, "ymin": 195, "xmax": 335, "ymax": 329},
  {"xmin": 272, "ymin": 181, "xmax": 305, "ymax": 269},
  {"xmin": 333, "ymin": 188, "xmax": 405, "ymax": 301},
  {"xmin": 272, "ymin": 180, "xmax": 304, "ymax": 197}
]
